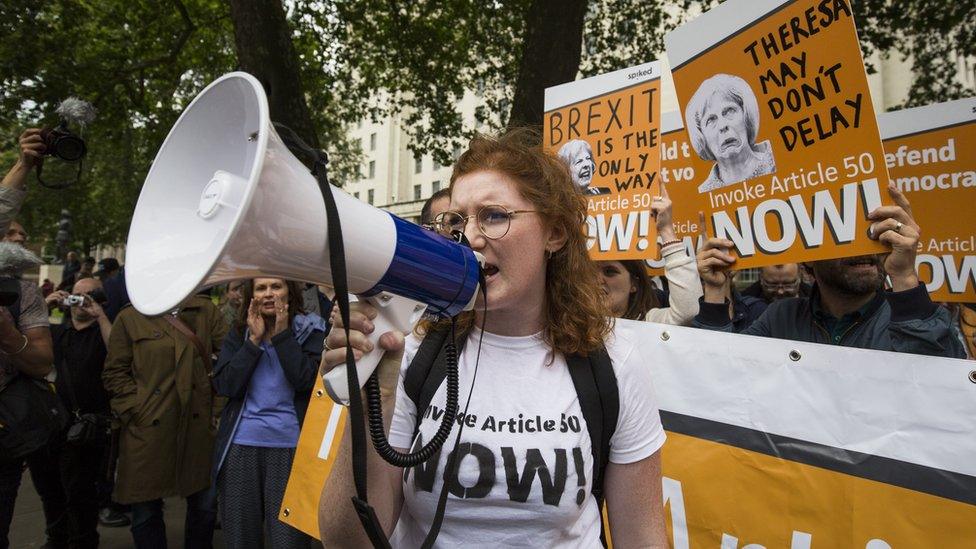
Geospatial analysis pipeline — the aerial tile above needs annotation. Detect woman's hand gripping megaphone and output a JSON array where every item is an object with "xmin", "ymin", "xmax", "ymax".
[{"xmin": 321, "ymin": 293, "xmax": 421, "ymax": 405}]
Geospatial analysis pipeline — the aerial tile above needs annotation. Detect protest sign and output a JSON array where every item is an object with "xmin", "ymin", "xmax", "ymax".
[
  {"xmin": 278, "ymin": 375, "xmax": 346, "ymax": 537},
  {"xmin": 665, "ymin": 0, "xmax": 891, "ymax": 268},
  {"xmin": 285, "ymin": 322, "xmax": 976, "ymax": 545},
  {"xmin": 878, "ymin": 98, "xmax": 976, "ymax": 303},
  {"xmin": 645, "ymin": 321, "xmax": 976, "ymax": 548},
  {"xmin": 646, "ymin": 111, "xmax": 708, "ymax": 274},
  {"xmin": 544, "ymin": 61, "xmax": 662, "ymax": 260}
]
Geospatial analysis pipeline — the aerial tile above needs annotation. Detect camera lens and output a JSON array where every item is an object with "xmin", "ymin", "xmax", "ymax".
[{"xmin": 55, "ymin": 135, "xmax": 86, "ymax": 162}]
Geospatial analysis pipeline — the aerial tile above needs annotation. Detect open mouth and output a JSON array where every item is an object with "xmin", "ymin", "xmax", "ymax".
[
  {"xmin": 483, "ymin": 263, "xmax": 499, "ymax": 280},
  {"xmin": 720, "ymin": 137, "xmax": 740, "ymax": 150}
]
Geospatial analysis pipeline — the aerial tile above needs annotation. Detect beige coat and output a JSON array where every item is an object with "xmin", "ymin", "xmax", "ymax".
[{"xmin": 102, "ymin": 296, "xmax": 227, "ymax": 504}]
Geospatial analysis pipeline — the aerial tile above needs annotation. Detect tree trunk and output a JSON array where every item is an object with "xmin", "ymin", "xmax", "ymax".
[
  {"xmin": 508, "ymin": 0, "xmax": 588, "ymax": 129},
  {"xmin": 228, "ymin": 0, "xmax": 320, "ymax": 149}
]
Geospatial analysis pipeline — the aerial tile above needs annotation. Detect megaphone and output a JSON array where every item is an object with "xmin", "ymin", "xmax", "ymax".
[{"xmin": 125, "ymin": 72, "xmax": 481, "ymax": 404}]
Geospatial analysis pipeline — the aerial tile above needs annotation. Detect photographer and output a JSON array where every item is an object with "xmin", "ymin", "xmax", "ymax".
[
  {"xmin": 43, "ymin": 277, "xmax": 114, "ymax": 547},
  {"xmin": 0, "ymin": 243, "xmax": 57, "ymax": 549},
  {"xmin": 0, "ymin": 129, "xmax": 43, "ymax": 235}
]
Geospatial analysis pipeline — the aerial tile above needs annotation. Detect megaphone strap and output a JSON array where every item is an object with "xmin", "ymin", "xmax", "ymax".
[{"xmin": 278, "ymin": 124, "xmax": 391, "ymax": 548}]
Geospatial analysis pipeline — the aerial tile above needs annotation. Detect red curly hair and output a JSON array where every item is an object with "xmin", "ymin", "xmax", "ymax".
[{"xmin": 418, "ymin": 129, "xmax": 611, "ymax": 356}]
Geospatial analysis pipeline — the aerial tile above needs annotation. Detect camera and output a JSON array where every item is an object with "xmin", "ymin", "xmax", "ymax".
[
  {"xmin": 41, "ymin": 122, "xmax": 87, "ymax": 162},
  {"xmin": 62, "ymin": 288, "xmax": 107, "ymax": 307}
]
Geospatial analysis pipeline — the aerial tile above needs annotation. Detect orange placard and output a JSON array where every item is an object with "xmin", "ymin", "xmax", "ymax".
[
  {"xmin": 544, "ymin": 61, "xmax": 662, "ymax": 260},
  {"xmin": 646, "ymin": 111, "xmax": 710, "ymax": 274},
  {"xmin": 879, "ymin": 99, "xmax": 976, "ymax": 303},
  {"xmin": 665, "ymin": 0, "xmax": 891, "ymax": 268},
  {"xmin": 278, "ymin": 376, "xmax": 346, "ymax": 538},
  {"xmin": 662, "ymin": 432, "xmax": 976, "ymax": 548}
]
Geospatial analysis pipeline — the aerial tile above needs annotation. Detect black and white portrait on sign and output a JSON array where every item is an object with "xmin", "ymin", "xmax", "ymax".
[
  {"xmin": 557, "ymin": 140, "xmax": 611, "ymax": 195},
  {"xmin": 686, "ymin": 73, "xmax": 776, "ymax": 193}
]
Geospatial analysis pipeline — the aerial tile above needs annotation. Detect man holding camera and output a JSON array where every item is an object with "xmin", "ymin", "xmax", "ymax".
[{"xmin": 36, "ymin": 278, "xmax": 115, "ymax": 548}]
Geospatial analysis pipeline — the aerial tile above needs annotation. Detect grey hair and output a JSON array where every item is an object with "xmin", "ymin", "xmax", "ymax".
[
  {"xmin": 684, "ymin": 74, "xmax": 760, "ymax": 161},
  {"xmin": 0, "ymin": 242, "xmax": 43, "ymax": 277},
  {"xmin": 56, "ymin": 97, "xmax": 97, "ymax": 127},
  {"xmin": 556, "ymin": 139, "xmax": 593, "ymax": 166}
]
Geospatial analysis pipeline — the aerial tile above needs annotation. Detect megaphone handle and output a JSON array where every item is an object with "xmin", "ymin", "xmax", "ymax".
[{"xmin": 323, "ymin": 294, "xmax": 422, "ymax": 406}]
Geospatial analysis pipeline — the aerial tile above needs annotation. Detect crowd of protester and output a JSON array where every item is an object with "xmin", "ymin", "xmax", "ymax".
[{"xmin": 0, "ymin": 125, "xmax": 972, "ymax": 548}]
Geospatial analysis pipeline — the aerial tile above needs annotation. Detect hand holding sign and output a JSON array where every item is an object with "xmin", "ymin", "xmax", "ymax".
[
  {"xmin": 696, "ymin": 211, "xmax": 737, "ymax": 304},
  {"xmin": 868, "ymin": 183, "xmax": 921, "ymax": 291},
  {"xmin": 653, "ymin": 181, "xmax": 676, "ymax": 242}
]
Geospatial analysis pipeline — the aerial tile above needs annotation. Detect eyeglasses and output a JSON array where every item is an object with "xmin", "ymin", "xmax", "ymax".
[
  {"xmin": 433, "ymin": 205, "xmax": 538, "ymax": 240},
  {"xmin": 760, "ymin": 278, "xmax": 801, "ymax": 292}
]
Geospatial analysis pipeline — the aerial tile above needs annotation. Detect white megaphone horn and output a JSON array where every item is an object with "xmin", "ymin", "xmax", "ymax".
[{"xmin": 125, "ymin": 72, "xmax": 482, "ymax": 405}]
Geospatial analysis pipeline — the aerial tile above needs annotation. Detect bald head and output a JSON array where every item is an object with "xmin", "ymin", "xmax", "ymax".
[{"xmin": 72, "ymin": 277, "xmax": 102, "ymax": 296}]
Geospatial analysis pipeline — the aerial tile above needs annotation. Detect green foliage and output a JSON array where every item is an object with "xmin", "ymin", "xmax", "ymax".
[
  {"xmin": 1, "ymin": 0, "xmax": 971, "ymax": 254},
  {"xmin": 0, "ymin": 0, "xmax": 236, "ymax": 253},
  {"xmin": 853, "ymin": 0, "xmax": 976, "ymax": 109}
]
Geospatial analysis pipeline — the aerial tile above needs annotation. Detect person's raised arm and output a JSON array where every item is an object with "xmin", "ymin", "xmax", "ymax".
[
  {"xmin": 692, "ymin": 212, "xmax": 740, "ymax": 331},
  {"xmin": 0, "ymin": 129, "xmax": 43, "ymax": 234},
  {"xmin": 869, "ymin": 184, "xmax": 965, "ymax": 357},
  {"xmin": 318, "ymin": 301, "xmax": 407, "ymax": 546},
  {"xmin": 645, "ymin": 182, "xmax": 703, "ymax": 326}
]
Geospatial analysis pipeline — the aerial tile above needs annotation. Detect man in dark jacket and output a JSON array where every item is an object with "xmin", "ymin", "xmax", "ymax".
[
  {"xmin": 693, "ymin": 184, "xmax": 965, "ymax": 358},
  {"xmin": 48, "ymin": 277, "xmax": 116, "ymax": 547}
]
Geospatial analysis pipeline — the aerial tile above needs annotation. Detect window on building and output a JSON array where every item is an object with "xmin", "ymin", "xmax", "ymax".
[
  {"xmin": 367, "ymin": 189, "xmax": 374, "ymax": 205},
  {"xmin": 452, "ymin": 145, "xmax": 462, "ymax": 160},
  {"xmin": 414, "ymin": 156, "xmax": 423, "ymax": 174},
  {"xmin": 356, "ymin": 137, "xmax": 363, "ymax": 151},
  {"xmin": 370, "ymin": 133, "xmax": 377, "ymax": 151},
  {"xmin": 433, "ymin": 157, "xmax": 441, "ymax": 170},
  {"xmin": 414, "ymin": 184, "xmax": 422, "ymax": 201},
  {"xmin": 368, "ymin": 161, "xmax": 375, "ymax": 179},
  {"xmin": 353, "ymin": 192, "xmax": 359, "ymax": 199},
  {"xmin": 432, "ymin": 180, "xmax": 441, "ymax": 193}
]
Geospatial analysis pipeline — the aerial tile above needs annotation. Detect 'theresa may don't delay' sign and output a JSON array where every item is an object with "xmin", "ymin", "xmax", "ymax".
[{"xmin": 665, "ymin": 0, "xmax": 892, "ymax": 268}]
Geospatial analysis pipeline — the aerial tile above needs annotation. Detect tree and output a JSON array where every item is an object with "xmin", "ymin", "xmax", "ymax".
[
  {"xmin": 1, "ymin": 0, "xmax": 971, "ymax": 254},
  {"xmin": 853, "ymin": 0, "xmax": 976, "ymax": 109},
  {"xmin": 228, "ymin": 0, "xmax": 320, "ymax": 149},
  {"xmin": 0, "ymin": 0, "xmax": 237, "ymax": 255},
  {"xmin": 507, "ymin": 0, "xmax": 588, "ymax": 128}
]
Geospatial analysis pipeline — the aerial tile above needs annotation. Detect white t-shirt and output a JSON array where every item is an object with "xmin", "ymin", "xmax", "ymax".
[{"xmin": 387, "ymin": 319, "xmax": 666, "ymax": 548}]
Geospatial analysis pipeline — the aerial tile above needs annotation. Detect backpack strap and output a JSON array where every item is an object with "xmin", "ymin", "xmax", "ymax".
[
  {"xmin": 566, "ymin": 345, "xmax": 618, "ymax": 546},
  {"xmin": 403, "ymin": 324, "xmax": 467, "ymax": 437}
]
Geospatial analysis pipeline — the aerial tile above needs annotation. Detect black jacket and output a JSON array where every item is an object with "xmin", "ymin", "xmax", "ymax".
[
  {"xmin": 211, "ymin": 324, "xmax": 325, "ymax": 481},
  {"xmin": 694, "ymin": 284, "xmax": 966, "ymax": 358}
]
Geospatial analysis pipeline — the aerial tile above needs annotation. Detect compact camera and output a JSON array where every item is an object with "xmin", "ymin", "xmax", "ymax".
[
  {"xmin": 62, "ymin": 288, "xmax": 107, "ymax": 307},
  {"xmin": 63, "ymin": 295, "xmax": 86, "ymax": 307}
]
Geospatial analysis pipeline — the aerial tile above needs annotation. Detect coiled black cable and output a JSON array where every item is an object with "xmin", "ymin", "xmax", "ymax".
[{"xmin": 365, "ymin": 323, "xmax": 460, "ymax": 467}]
